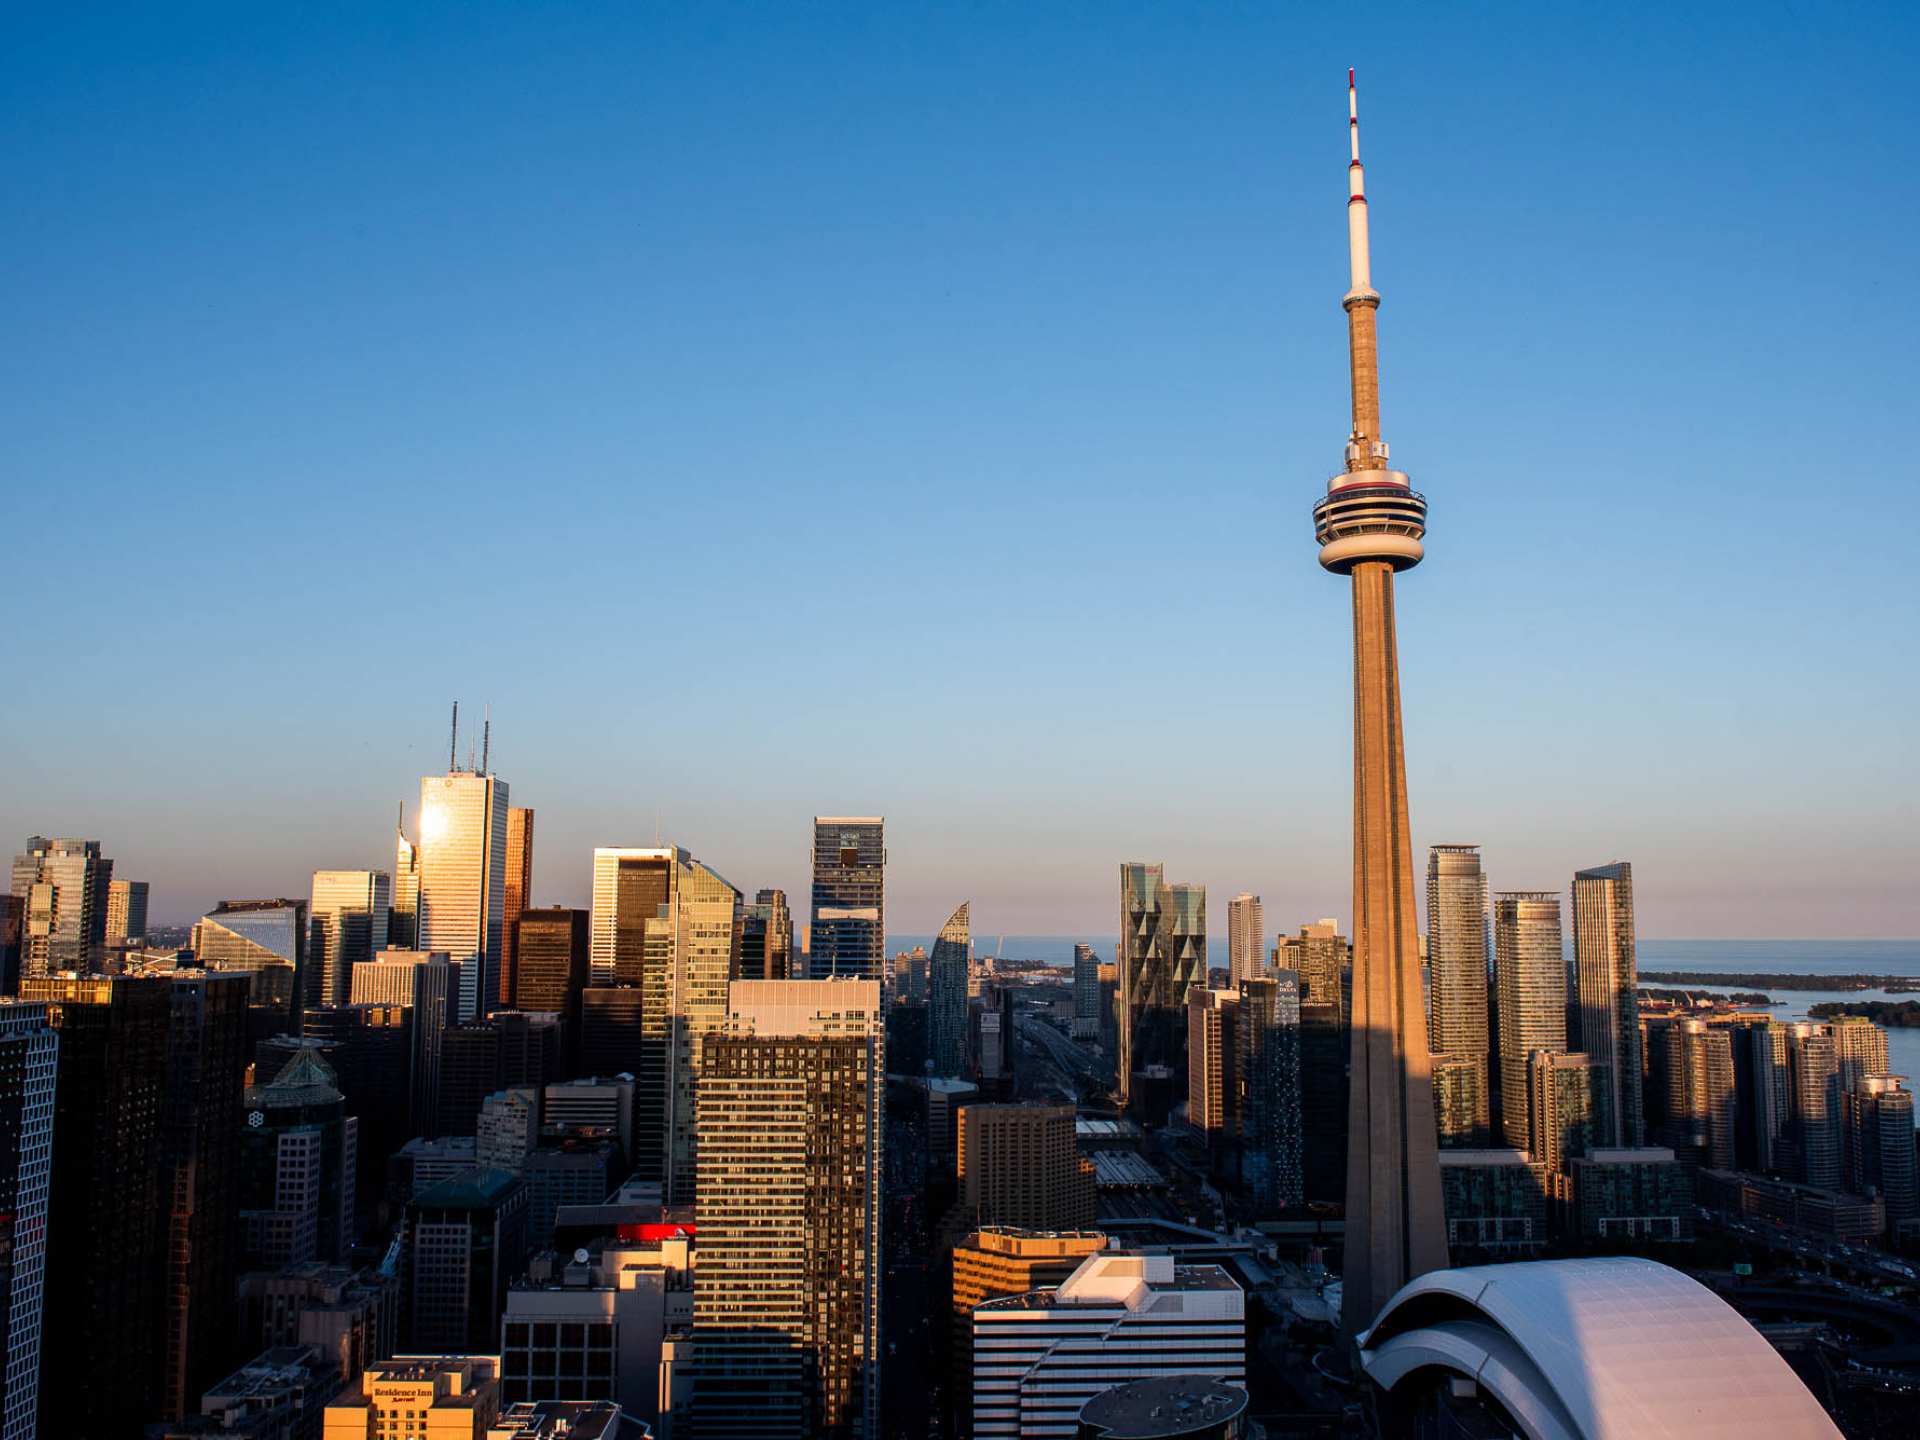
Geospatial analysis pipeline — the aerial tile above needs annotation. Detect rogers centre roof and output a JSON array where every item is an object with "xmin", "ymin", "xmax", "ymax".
[{"xmin": 1357, "ymin": 1257, "xmax": 1841, "ymax": 1440}]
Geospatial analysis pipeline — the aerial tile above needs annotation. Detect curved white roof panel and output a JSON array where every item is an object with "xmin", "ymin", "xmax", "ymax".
[{"xmin": 1358, "ymin": 1257, "xmax": 1840, "ymax": 1440}]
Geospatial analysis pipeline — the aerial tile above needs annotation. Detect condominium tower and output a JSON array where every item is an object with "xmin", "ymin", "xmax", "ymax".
[
  {"xmin": 1227, "ymin": 893, "xmax": 1264, "ymax": 986},
  {"xmin": 1571, "ymin": 861, "xmax": 1644, "ymax": 1147},
  {"xmin": 1494, "ymin": 893, "xmax": 1567, "ymax": 1152},
  {"xmin": 1071, "ymin": 943, "xmax": 1099, "ymax": 1042},
  {"xmin": 1426, "ymin": 846, "xmax": 1491, "ymax": 1145},
  {"xmin": 1309, "ymin": 72, "xmax": 1445, "ymax": 1332},
  {"xmin": 106, "ymin": 878, "xmax": 149, "ymax": 947},
  {"xmin": 929, "ymin": 901, "xmax": 971, "ymax": 1078},
  {"xmin": 809, "ymin": 818, "xmax": 886, "ymax": 980},
  {"xmin": 694, "ymin": 979, "xmax": 883, "ymax": 1439}
]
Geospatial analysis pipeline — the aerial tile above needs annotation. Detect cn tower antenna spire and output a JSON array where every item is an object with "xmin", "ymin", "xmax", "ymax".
[{"xmin": 1344, "ymin": 67, "xmax": 1382, "ymax": 465}]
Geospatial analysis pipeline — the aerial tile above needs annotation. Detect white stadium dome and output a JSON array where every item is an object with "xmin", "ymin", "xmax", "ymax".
[{"xmin": 1357, "ymin": 1257, "xmax": 1841, "ymax": 1439}]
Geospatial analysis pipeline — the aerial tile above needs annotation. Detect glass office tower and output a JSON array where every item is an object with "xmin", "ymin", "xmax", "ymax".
[
  {"xmin": 809, "ymin": 818, "xmax": 885, "ymax": 980},
  {"xmin": 417, "ymin": 770, "xmax": 509, "ymax": 1023}
]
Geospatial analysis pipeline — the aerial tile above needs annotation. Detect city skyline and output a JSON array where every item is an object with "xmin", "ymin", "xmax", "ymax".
[
  {"xmin": 3, "ymin": 7, "xmax": 1915, "ymax": 942},
  {"xmin": 1, "ymin": 11, "xmax": 1910, "ymax": 1433}
]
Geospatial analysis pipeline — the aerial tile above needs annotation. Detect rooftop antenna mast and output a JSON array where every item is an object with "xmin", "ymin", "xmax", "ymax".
[
  {"xmin": 481, "ymin": 705, "xmax": 492, "ymax": 774},
  {"xmin": 449, "ymin": 701, "xmax": 460, "ymax": 772}
]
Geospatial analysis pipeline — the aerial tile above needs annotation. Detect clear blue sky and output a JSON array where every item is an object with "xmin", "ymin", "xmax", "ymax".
[{"xmin": 4, "ymin": 2, "xmax": 1916, "ymax": 938}]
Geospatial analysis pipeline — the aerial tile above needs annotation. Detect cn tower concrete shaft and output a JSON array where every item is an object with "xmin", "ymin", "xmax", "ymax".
[
  {"xmin": 1314, "ymin": 70, "xmax": 1447, "ymax": 1341},
  {"xmin": 1341, "ymin": 560, "xmax": 1447, "ymax": 1339}
]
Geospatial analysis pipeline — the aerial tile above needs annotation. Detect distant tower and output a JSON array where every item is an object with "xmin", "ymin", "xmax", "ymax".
[
  {"xmin": 1227, "ymin": 893, "xmax": 1264, "ymax": 986},
  {"xmin": 1494, "ymin": 892, "xmax": 1567, "ymax": 1152},
  {"xmin": 1312, "ymin": 72, "xmax": 1445, "ymax": 1336},
  {"xmin": 416, "ymin": 739, "xmax": 510, "ymax": 1023},
  {"xmin": 1427, "ymin": 846, "xmax": 1492, "ymax": 1146},
  {"xmin": 809, "ymin": 818, "xmax": 886, "ymax": 980},
  {"xmin": 929, "ymin": 901, "xmax": 971, "ymax": 1078},
  {"xmin": 500, "ymin": 807, "xmax": 535, "ymax": 1008},
  {"xmin": 1572, "ymin": 861, "xmax": 1644, "ymax": 1147}
]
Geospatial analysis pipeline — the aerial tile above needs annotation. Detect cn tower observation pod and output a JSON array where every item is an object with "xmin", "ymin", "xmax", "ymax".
[{"xmin": 1356, "ymin": 1257, "xmax": 1841, "ymax": 1440}]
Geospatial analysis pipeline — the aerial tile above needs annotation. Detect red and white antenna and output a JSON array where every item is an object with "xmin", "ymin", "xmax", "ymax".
[{"xmin": 1347, "ymin": 68, "xmax": 1375, "ymax": 300}]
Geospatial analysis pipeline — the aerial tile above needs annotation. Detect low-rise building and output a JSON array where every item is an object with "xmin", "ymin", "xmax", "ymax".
[
  {"xmin": 1436, "ymin": 1149, "xmax": 1549, "ymax": 1258},
  {"xmin": 502, "ymin": 1230, "xmax": 694, "ymax": 1430},
  {"xmin": 971, "ymin": 1253, "xmax": 1244, "ymax": 1439},
  {"xmin": 1570, "ymin": 1146, "xmax": 1693, "ymax": 1242},
  {"xmin": 148, "ymin": 1345, "xmax": 342, "ymax": 1440},
  {"xmin": 322, "ymin": 1355, "xmax": 501, "ymax": 1439},
  {"xmin": 1698, "ymin": 1169, "xmax": 1886, "ymax": 1243}
]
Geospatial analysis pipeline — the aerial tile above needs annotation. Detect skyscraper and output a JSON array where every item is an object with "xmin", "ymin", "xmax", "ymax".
[
  {"xmin": 595, "ymin": 848, "xmax": 741, "ymax": 1201},
  {"xmin": 589, "ymin": 847, "xmax": 668, "ymax": 987},
  {"xmin": 106, "ymin": 878, "xmax": 150, "ymax": 947},
  {"xmin": 0, "ymin": 1001, "xmax": 56, "ymax": 1440},
  {"xmin": 402, "ymin": 1171, "xmax": 529, "ymax": 1355},
  {"xmin": 10, "ymin": 837, "xmax": 112, "ymax": 978},
  {"xmin": 158, "ymin": 970, "xmax": 250, "ymax": 1421},
  {"xmin": 193, "ymin": 899, "xmax": 308, "ymax": 1042},
  {"xmin": 1188, "ymin": 989, "xmax": 1239, "ymax": 1139},
  {"xmin": 1238, "ymin": 972, "xmax": 1305, "ymax": 1213},
  {"xmin": 501, "ymin": 807, "xmax": 534, "ymax": 1008},
  {"xmin": 308, "ymin": 871, "xmax": 392, "ymax": 1010},
  {"xmin": 390, "ymin": 808, "xmax": 421, "ymax": 950},
  {"xmin": 1571, "ymin": 861, "xmax": 1644, "ymax": 1148},
  {"xmin": 1275, "ymin": 920, "xmax": 1348, "ymax": 1015},
  {"xmin": 1494, "ymin": 893, "xmax": 1566, "ymax": 1153},
  {"xmin": 349, "ymin": 949, "xmax": 454, "ymax": 1138},
  {"xmin": 1118, "ymin": 864, "xmax": 1205, "ymax": 1110},
  {"xmin": 1527, "ymin": 1049, "xmax": 1598, "ymax": 1181},
  {"xmin": 929, "ymin": 901, "xmax": 971, "ymax": 1078},
  {"xmin": 1311, "ymin": 73, "xmax": 1445, "ymax": 1334},
  {"xmin": 1830, "ymin": 1014, "xmax": 1891, "ymax": 1092},
  {"xmin": 694, "ymin": 979, "xmax": 882, "ymax": 1439},
  {"xmin": 0, "ymin": 897, "xmax": 20, "ymax": 997},
  {"xmin": 1227, "ymin": 893, "xmax": 1264, "ymax": 986},
  {"xmin": 1653, "ymin": 1018, "xmax": 1735, "ymax": 1170},
  {"xmin": 1071, "ymin": 943, "xmax": 1099, "ymax": 1042},
  {"xmin": 739, "ymin": 888, "xmax": 793, "ymax": 981},
  {"xmin": 238, "ymin": 1044, "xmax": 358, "ymax": 1268},
  {"xmin": 23, "ymin": 973, "xmax": 171, "ymax": 1435},
  {"xmin": 1426, "ymin": 846, "xmax": 1491, "ymax": 1146},
  {"xmin": 1843, "ymin": 1075, "xmax": 1917, "ymax": 1237},
  {"xmin": 417, "ymin": 763, "xmax": 510, "ymax": 1024},
  {"xmin": 509, "ymin": 907, "xmax": 588, "ymax": 1058},
  {"xmin": 809, "ymin": 818, "xmax": 885, "ymax": 980}
]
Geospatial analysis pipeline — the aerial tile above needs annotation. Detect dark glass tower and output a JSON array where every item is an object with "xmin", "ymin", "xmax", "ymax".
[{"xmin": 22, "ymin": 974, "xmax": 171, "ymax": 1436}]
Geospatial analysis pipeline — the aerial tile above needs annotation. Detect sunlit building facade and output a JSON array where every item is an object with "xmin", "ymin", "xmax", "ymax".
[
  {"xmin": 694, "ymin": 979, "xmax": 883, "ymax": 1439},
  {"xmin": 1427, "ymin": 846, "xmax": 1491, "ymax": 1145},
  {"xmin": 417, "ymin": 770, "xmax": 509, "ymax": 1023},
  {"xmin": 9, "ymin": 837, "xmax": 112, "ymax": 978},
  {"xmin": 1226, "ymin": 893, "xmax": 1263, "ymax": 986},
  {"xmin": 308, "ymin": 870, "xmax": 391, "ymax": 1010},
  {"xmin": 106, "ymin": 878, "xmax": 149, "ymax": 947},
  {"xmin": 1571, "ymin": 861, "xmax": 1644, "ymax": 1148},
  {"xmin": 500, "ymin": 806, "xmax": 534, "ymax": 1009},
  {"xmin": 1493, "ymin": 893, "xmax": 1565, "ymax": 1153},
  {"xmin": 390, "ymin": 811, "xmax": 421, "ymax": 949},
  {"xmin": 809, "ymin": 818, "xmax": 886, "ymax": 980}
]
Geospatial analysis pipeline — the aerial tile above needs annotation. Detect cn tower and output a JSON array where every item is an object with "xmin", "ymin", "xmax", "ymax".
[{"xmin": 1313, "ymin": 70, "xmax": 1447, "ymax": 1339}]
